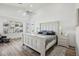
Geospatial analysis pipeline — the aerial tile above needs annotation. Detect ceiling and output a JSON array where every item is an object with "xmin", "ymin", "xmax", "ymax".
[
  {"xmin": 1, "ymin": 3, "xmax": 50, "ymax": 11},
  {"xmin": 0, "ymin": 3, "xmax": 51, "ymax": 20}
]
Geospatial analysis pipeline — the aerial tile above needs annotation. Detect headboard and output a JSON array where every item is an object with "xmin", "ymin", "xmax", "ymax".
[{"xmin": 40, "ymin": 21, "xmax": 60, "ymax": 34}]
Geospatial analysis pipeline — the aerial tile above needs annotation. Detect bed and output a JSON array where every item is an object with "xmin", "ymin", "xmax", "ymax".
[{"xmin": 23, "ymin": 21, "xmax": 59, "ymax": 56}]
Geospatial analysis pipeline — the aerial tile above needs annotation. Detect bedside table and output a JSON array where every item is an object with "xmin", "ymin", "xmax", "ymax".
[{"xmin": 58, "ymin": 35, "xmax": 70, "ymax": 48}]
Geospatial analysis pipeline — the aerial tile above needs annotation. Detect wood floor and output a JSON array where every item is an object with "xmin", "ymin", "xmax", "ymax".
[
  {"xmin": 0, "ymin": 39, "xmax": 39, "ymax": 56},
  {"xmin": 0, "ymin": 39, "xmax": 76, "ymax": 56}
]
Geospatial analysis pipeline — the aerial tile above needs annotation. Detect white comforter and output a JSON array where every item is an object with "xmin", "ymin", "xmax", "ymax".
[{"xmin": 25, "ymin": 33, "xmax": 56, "ymax": 45}]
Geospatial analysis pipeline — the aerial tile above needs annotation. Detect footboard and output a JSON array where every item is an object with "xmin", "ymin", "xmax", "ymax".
[{"xmin": 24, "ymin": 33, "xmax": 46, "ymax": 56}]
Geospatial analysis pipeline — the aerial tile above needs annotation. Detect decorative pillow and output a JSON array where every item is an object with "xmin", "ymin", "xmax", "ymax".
[
  {"xmin": 38, "ymin": 30, "xmax": 47, "ymax": 34},
  {"xmin": 38, "ymin": 30, "xmax": 56, "ymax": 35},
  {"xmin": 42, "ymin": 31, "xmax": 47, "ymax": 35},
  {"xmin": 47, "ymin": 31, "xmax": 56, "ymax": 35},
  {"xmin": 38, "ymin": 32, "xmax": 42, "ymax": 34}
]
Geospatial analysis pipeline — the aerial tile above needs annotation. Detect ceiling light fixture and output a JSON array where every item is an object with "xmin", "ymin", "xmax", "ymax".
[{"xmin": 29, "ymin": 4, "xmax": 33, "ymax": 7}]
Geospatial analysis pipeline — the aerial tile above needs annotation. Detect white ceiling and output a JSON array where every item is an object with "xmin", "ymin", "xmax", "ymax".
[
  {"xmin": 1, "ymin": 3, "xmax": 50, "ymax": 11},
  {"xmin": 0, "ymin": 3, "xmax": 51, "ymax": 20}
]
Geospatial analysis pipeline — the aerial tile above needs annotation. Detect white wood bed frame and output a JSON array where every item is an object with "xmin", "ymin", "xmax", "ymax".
[{"xmin": 23, "ymin": 21, "xmax": 59, "ymax": 56}]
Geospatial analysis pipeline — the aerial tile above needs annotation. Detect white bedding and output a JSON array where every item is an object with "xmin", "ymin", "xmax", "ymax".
[{"xmin": 25, "ymin": 33, "xmax": 56, "ymax": 46}]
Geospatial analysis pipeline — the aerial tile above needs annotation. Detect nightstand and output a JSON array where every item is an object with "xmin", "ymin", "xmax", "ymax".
[{"xmin": 58, "ymin": 35, "xmax": 70, "ymax": 48}]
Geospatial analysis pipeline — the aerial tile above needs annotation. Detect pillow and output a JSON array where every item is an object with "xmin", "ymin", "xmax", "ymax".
[
  {"xmin": 38, "ymin": 32, "xmax": 42, "ymax": 34},
  {"xmin": 42, "ymin": 31, "xmax": 47, "ymax": 35},
  {"xmin": 38, "ymin": 30, "xmax": 56, "ymax": 35},
  {"xmin": 1, "ymin": 36, "xmax": 7, "ymax": 38},
  {"xmin": 47, "ymin": 31, "xmax": 56, "ymax": 35},
  {"xmin": 38, "ymin": 30, "xmax": 47, "ymax": 34}
]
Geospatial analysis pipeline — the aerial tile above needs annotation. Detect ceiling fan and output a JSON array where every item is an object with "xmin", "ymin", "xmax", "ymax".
[{"xmin": 17, "ymin": 3, "xmax": 35, "ymax": 16}]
